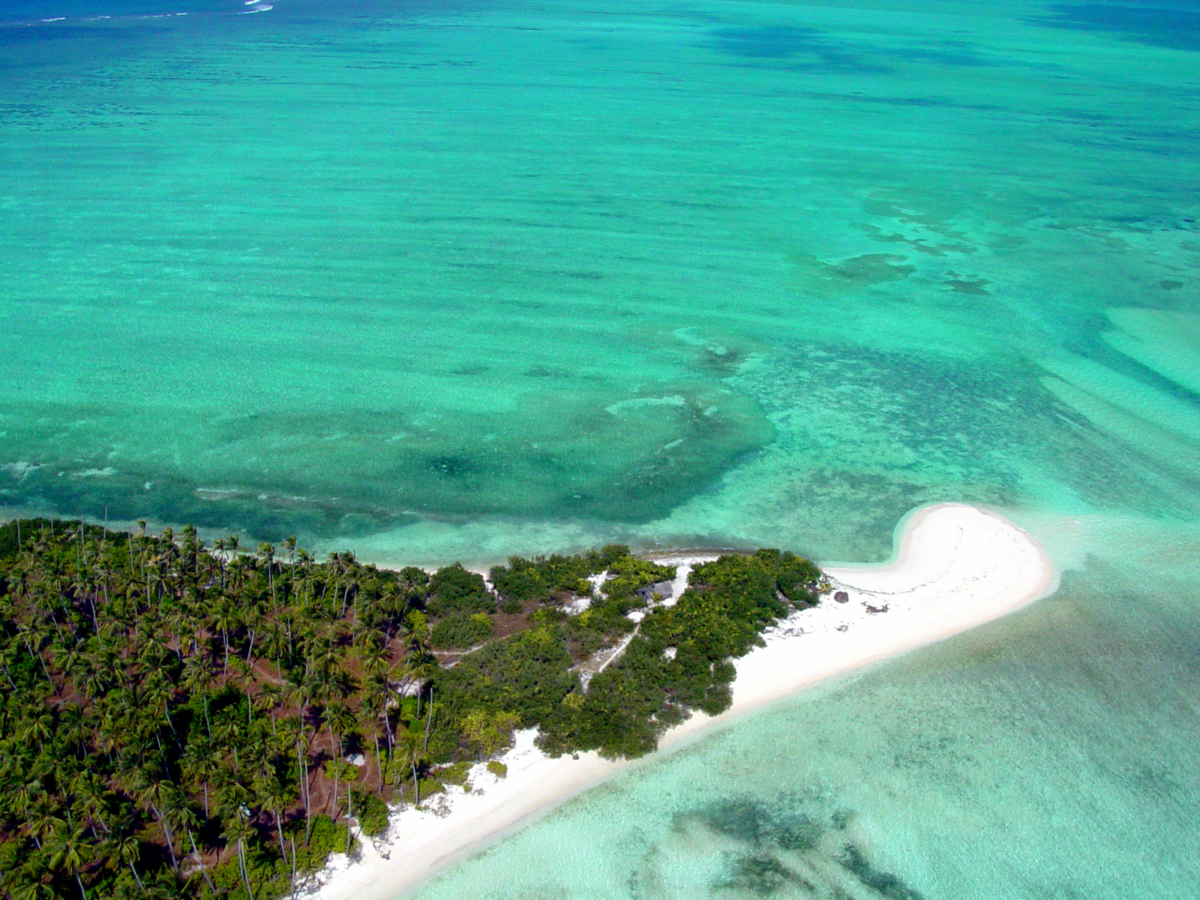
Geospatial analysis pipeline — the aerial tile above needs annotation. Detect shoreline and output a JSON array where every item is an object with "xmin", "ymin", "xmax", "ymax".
[{"xmin": 307, "ymin": 502, "xmax": 1058, "ymax": 900}]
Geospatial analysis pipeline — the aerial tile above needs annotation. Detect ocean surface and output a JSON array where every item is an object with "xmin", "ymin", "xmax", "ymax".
[{"xmin": 3, "ymin": 0, "xmax": 1200, "ymax": 897}]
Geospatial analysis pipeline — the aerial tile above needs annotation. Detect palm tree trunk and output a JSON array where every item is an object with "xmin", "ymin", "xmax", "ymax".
[
  {"xmin": 373, "ymin": 729, "xmax": 383, "ymax": 796},
  {"xmin": 1, "ymin": 660, "xmax": 17, "ymax": 692},
  {"xmin": 238, "ymin": 838, "xmax": 255, "ymax": 900},
  {"xmin": 31, "ymin": 644, "xmax": 56, "ymax": 693},
  {"xmin": 188, "ymin": 830, "xmax": 216, "ymax": 894},
  {"xmin": 164, "ymin": 708, "xmax": 181, "ymax": 749},
  {"xmin": 297, "ymin": 741, "xmax": 312, "ymax": 845},
  {"xmin": 327, "ymin": 724, "xmax": 340, "ymax": 819},
  {"xmin": 148, "ymin": 799, "xmax": 179, "ymax": 870},
  {"xmin": 275, "ymin": 810, "xmax": 288, "ymax": 871},
  {"xmin": 423, "ymin": 687, "xmax": 434, "ymax": 754}
]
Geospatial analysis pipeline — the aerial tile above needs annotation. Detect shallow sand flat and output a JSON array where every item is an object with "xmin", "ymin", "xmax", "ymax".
[{"xmin": 307, "ymin": 503, "xmax": 1057, "ymax": 900}]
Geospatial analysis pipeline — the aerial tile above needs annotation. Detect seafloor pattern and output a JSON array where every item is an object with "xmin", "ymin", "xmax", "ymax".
[{"xmin": 3, "ymin": 1, "xmax": 1200, "ymax": 897}]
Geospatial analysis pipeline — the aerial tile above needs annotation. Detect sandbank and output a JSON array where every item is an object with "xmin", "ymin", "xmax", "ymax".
[{"xmin": 306, "ymin": 502, "xmax": 1056, "ymax": 900}]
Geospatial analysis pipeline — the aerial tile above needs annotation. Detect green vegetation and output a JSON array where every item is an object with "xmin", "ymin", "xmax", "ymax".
[
  {"xmin": 600, "ymin": 555, "xmax": 675, "ymax": 603},
  {"xmin": 350, "ymin": 791, "xmax": 390, "ymax": 838},
  {"xmin": 488, "ymin": 546, "xmax": 627, "ymax": 607},
  {"xmin": 429, "ymin": 612, "xmax": 494, "ymax": 649},
  {"xmin": 432, "ymin": 761, "xmax": 471, "ymax": 788},
  {"xmin": 0, "ymin": 518, "xmax": 822, "ymax": 898},
  {"xmin": 462, "ymin": 710, "xmax": 520, "ymax": 758},
  {"xmin": 541, "ymin": 550, "xmax": 821, "ymax": 758},
  {"xmin": 426, "ymin": 565, "xmax": 491, "ymax": 617}
]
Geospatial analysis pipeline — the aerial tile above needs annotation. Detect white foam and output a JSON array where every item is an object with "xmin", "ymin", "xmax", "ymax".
[{"xmin": 74, "ymin": 467, "xmax": 117, "ymax": 479}]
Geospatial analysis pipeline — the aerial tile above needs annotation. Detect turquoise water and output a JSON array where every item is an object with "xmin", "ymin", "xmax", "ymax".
[
  {"xmin": 3, "ymin": 0, "xmax": 1200, "ymax": 896},
  {"xmin": 412, "ymin": 559, "xmax": 1200, "ymax": 900}
]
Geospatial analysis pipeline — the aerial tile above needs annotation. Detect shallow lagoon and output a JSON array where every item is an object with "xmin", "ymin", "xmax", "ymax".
[{"xmin": 2, "ymin": 0, "xmax": 1200, "ymax": 896}]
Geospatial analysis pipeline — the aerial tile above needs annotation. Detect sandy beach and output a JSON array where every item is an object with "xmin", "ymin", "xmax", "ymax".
[{"xmin": 306, "ymin": 502, "xmax": 1057, "ymax": 900}]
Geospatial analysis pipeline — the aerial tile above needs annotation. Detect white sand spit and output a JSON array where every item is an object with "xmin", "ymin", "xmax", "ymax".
[{"xmin": 306, "ymin": 503, "xmax": 1056, "ymax": 900}]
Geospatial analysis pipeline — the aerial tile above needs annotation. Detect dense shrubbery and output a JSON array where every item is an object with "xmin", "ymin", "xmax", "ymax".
[
  {"xmin": 429, "ymin": 611, "xmax": 495, "ymax": 648},
  {"xmin": 488, "ymin": 547, "xmax": 617, "ymax": 606},
  {"xmin": 294, "ymin": 815, "xmax": 358, "ymax": 874},
  {"xmin": 433, "ymin": 761, "xmax": 472, "ymax": 787},
  {"xmin": 560, "ymin": 600, "xmax": 635, "ymax": 659},
  {"xmin": 601, "ymin": 555, "xmax": 675, "ymax": 602},
  {"xmin": 435, "ymin": 548, "xmax": 822, "ymax": 762},
  {"xmin": 539, "ymin": 549, "xmax": 823, "ymax": 759},
  {"xmin": 429, "ymin": 625, "xmax": 579, "ymax": 761},
  {"xmin": 462, "ymin": 709, "xmax": 520, "ymax": 757},
  {"xmin": 426, "ymin": 564, "xmax": 493, "ymax": 617},
  {"xmin": 351, "ymin": 791, "xmax": 390, "ymax": 838}
]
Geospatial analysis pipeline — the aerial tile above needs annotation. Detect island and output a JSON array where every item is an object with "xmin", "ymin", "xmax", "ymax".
[{"xmin": 0, "ymin": 504, "xmax": 1056, "ymax": 900}]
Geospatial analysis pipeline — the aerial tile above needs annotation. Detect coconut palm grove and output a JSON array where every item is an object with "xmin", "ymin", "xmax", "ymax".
[{"xmin": 0, "ymin": 518, "xmax": 821, "ymax": 899}]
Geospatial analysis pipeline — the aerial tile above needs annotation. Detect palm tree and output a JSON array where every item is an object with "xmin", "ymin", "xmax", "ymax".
[
  {"xmin": 181, "ymin": 737, "xmax": 219, "ymax": 818},
  {"xmin": 277, "ymin": 717, "xmax": 314, "ymax": 845},
  {"xmin": 259, "ymin": 621, "xmax": 289, "ymax": 675},
  {"xmin": 17, "ymin": 621, "xmax": 57, "ymax": 694},
  {"xmin": 394, "ymin": 725, "xmax": 426, "ymax": 809},
  {"xmin": 100, "ymin": 824, "xmax": 144, "ymax": 891},
  {"xmin": 359, "ymin": 675, "xmax": 390, "ymax": 795},
  {"xmin": 20, "ymin": 711, "xmax": 55, "ymax": 757},
  {"xmin": 207, "ymin": 598, "xmax": 240, "ymax": 682},
  {"xmin": 179, "ymin": 524, "xmax": 200, "ymax": 575},
  {"xmin": 45, "ymin": 822, "xmax": 91, "ymax": 900},
  {"xmin": 212, "ymin": 538, "xmax": 227, "ymax": 589},
  {"xmin": 282, "ymin": 536, "xmax": 298, "ymax": 596},
  {"xmin": 141, "ymin": 670, "xmax": 180, "ymax": 749},
  {"xmin": 255, "ymin": 683, "xmax": 283, "ymax": 737},
  {"xmin": 214, "ymin": 716, "xmax": 245, "ymax": 774},
  {"xmin": 220, "ymin": 811, "xmax": 255, "ymax": 900},
  {"xmin": 51, "ymin": 639, "xmax": 86, "ymax": 684},
  {"xmin": 354, "ymin": 634, "xmax": 389, "ymax": 680},
  {"xmin": 5, "ymin": 776, "xmax": 40, "ymax": 831},
  {"xmin": 254, "ymin": 774, "xmax": 292, "ymax": 871},
  {"xmin": 130, "ymin": 773, "xmax": 179, "ymax": 871},
  {"xmin": 163, "ymin": 802, "xmax": 205, "ymax": 891},
  {"xmin": 182, "ymin": 653, "xmax": 216, "ymax": 739},
  {"xmin": 185, "ymin": 828, "xmax": 217, "ymax": 896},
  {"xmin": 323, "ymin": 703, "xmax": 357, "ymax": 821},
  {"xmin": 12, "ymin": 877, "xmax": 61, "ymax": 900},
  {"xmin": 257, "ymin": 543, "xmax": 278, "ymax": 617},
  {"xmin": 230, "ymin": 657, "xmax": 258, "ymax": 726},
  {"xmin": 23, "ymin": 791, "xmax": 65, "ymax": 852},
  {"xmin": 67, "ymin": 771, "xmax": 111, "ymax": 838}
]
